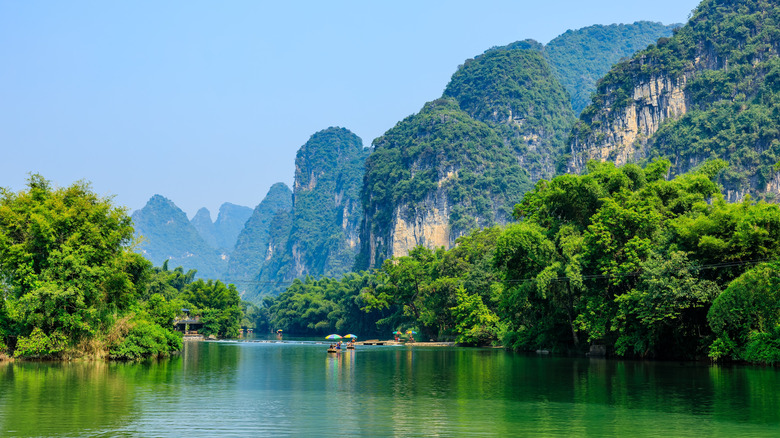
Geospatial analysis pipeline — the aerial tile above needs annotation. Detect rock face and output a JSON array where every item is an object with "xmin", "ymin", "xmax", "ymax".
[
  {"xmin": 226, "ymin": 183, "xmax": 292, "ymax": 289},
  {"xmin": 191, "ymin": 208, "xmax": 218, "ymax": 249},
  {"xmin": 543, "ymin": 22, "xmax": 679, "ymax": 115},
  {"xmin": 358, "ymin": 98, "xmax": 533, "ymax": 268},
  {"xmin": 569, "ymin": 0, "xmax": 780, "ymax": 202},
  {"xmin": 391, "ymin": 191, "xmax": 451, "ymax": 257},
  {"xmin": 248, "ymin": 127, "xmax": 367, "ymax": 298},
  {"xmin": 359, "ymin": 42, "xmax": 577, "ymax": 268},
  {"xmin": 443, "ymin": 41, "xmax": 576, "ymax": 183},
  {"xmin": 569, "ymin": 72, "xmax": 691, "ymax": 172},
  {"xmin": 190, "ymin": 203, "xmax": 252, "ymax": 253},
  {"xmin": 132, "ymin": 195, "xmax": 226, "ymax": 279}
]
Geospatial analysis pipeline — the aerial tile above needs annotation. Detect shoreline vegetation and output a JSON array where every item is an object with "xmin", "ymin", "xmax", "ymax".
[
  {"xmin": 3, "ymin": 161, "xmax": 779, "ymax": 365},
  {"xmin": 261, "ymin": 159, "xmax": 780, "ymax": 365},
  {"xmin": 0, "ymin": 175, "xmax": 242, "ymax": 361}
]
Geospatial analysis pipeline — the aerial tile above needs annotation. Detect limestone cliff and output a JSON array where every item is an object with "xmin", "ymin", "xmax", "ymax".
[
  {"xmin": 358, "ymin": 40, "xmax": 583, "ymax": 268},
  {"xmin": 569, "ymin": 0, "xmax": 780, "ymax": 202},
  {"xmin": 543, "ymin": 22, "xmax": 678, "ymax": 115},
  {"xmin": 569, "ymin": 72, "xmax": 691, "ymax": 172},
  {"xmin": 249, "ymin": 127, "xmax": 367, "ymax": 298},
  {"xmin": 443, "ymin": 41, "xmax": 576, "ymax": 183},
  {"xmin": 226, "ymin": 183, "xmax": 292, "ymax": 290},
  {"xmin": 390, "ymin": 190, "xmax": 452, "ymax": 257},
  {"xmin": 357, "ymin": 98, "xmax": 532, "ymax": 268}
]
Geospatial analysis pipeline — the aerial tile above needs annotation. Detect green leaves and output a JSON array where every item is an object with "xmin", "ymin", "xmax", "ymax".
[
  {"xmin": 0, "ymin": 175, "xmax": 137, "ymax": 356},
  {"xmin": 708, "ymin": 261, "xmax": 780, "ymax": 363},
  {"xmin": 182, "ymin": 279, "xmax": 242, "ymax": 338}
]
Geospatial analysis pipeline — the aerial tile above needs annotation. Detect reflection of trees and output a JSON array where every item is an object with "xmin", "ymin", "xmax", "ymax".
[{"xmin": 0, "ymin": 361, "xmax": 133, "ymax": 435}]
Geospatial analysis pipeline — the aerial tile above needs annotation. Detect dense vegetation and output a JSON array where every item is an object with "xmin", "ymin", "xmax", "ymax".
[
  {"xmin": 358, "ymin": 98, "xmax": 532, "ymax": 268},
  {"xmin": 543, "ymin": 22, "xmax": 677, "ymax": 115},
  {"xmin": 251, "ymin": 127, "xmax": 367, "ymax": 299},
  {"xmin": 359, "ymin": 43, "xmax": 577, "ymax": 268},
  {"xmin": 226, "ymin": 182, "xmax": 292, "ymax": 289},
  {"xmin": 0, "ymin": 177, "xmax": 261, "ymax": 360},
  {"xmin": 129, "ymin": 23, "xmax": 679, "ymax": 293},
  {"xmin": 574, "ymin": 0, "xmax": 780, "ymax": 201},
  {"xmin": 443, "ymin": 42, "xmax": 576, "ymax": 182},
  {"xmin": 268, "ymin": 161, "xmax": 780, "ymax": 364}
]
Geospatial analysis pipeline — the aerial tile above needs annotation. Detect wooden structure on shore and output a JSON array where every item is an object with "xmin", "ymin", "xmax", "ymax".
[{"xmin": 173, "ymin": 309, "xmax": 203, "ymax": 340}]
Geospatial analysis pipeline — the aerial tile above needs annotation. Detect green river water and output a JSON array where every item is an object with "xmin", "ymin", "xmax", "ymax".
[{"xmin": 1, "ymin": 340, "xmax": 778, "ymax": 437}]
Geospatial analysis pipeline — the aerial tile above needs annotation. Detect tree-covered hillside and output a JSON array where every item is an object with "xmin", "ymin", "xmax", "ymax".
[
  {"xmin": 227, "ymin": 182, "xmax": 292, "ymax": 290},
  {"xmin": 571, "ymin": 0, "xmax": 780, "ymax": 202},
  {"xmin": 268, "ymin": 160, "xmax": 780, "ymax": 364},
  {"xmin": 359, "ymin": 42, "xmax": 575, "ymax": 268},
  {"xmin": 132, "ymin": 195, "xmax": 226, "ymax": 280},
  {"xmin": 444, "ymin": 42, "xmax": 576, "ymax": 182},
  {"xmin": 248, "ymin": 127, "xmax": 367, "ymax": 300},
  {"xmin": 358, "ymin": 98, "xmax": 532, "ymax": 268},
  {"xmin": 544, "ymin": 21, "xmax": 678, "ymax": 115}
]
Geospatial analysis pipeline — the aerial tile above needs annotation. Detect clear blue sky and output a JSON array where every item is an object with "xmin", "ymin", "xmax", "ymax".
[{"xmin": 1, "ymin": 0, "xmax": 702, "ymax": 218}]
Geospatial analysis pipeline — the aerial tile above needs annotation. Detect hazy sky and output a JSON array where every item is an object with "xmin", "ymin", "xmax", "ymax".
[{"xmin": 1, "ymin": 0, "xmax": 702, "ymax": 219}]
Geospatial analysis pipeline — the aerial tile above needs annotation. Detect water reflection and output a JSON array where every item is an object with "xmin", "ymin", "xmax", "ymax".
[
  {"xmin": 0, "ymin": 360, "xmax": 135, "ymax": 436},
  {"xmin": 1, "ymin": 344, "xmax": 779, "ymax": 437}
]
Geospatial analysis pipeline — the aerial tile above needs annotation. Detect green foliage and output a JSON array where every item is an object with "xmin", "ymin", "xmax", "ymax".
[
  {"xmin": 252, "ymin": 128, "xmax": 367, "ymax": 298},
  {"xmin": 108, "ymin": 313, "xmax": 182, "ymax": 360},
  {"xmin": 613, "ymin": 251, "xmax": 720, "ymax": 358},
  {"xmin": 708, "ymin": 261, "xmax": 780, "ymax": 364},
  {"xmin": 359, "ymin": 40, "xmax": 585, "ymax": 269},
  {"xmin": 0, "ymin": 175, "xmax": 137, "ymax": 356},
  {"xmin": 227, "ymin": 183, "xmax": 292, "ymax": 289},
  {"xmin": 240, "ymin": 300, "xmax": 271, "ymax": 333},
  {"xmin": 450, "ymin": 287, "xmax": 500, "ymax": 346},
  {"xmin": 267, "ymin": 160, "xmax": 780, "ymax": 362},
  {"xmin": 360, "ymin": 98, "xmax": 532, "ymax": 267},
  {"xmin": 576, "ymin": 0, "xmax": 780, "ymax": 200},
  {"xmin": 143, "ymin": 260, "xmax": 197, "ymax": 300},
  {"xmin": 359, "ymin": 228, "xmax": 504, "ymax": 344},
  {"xmin": 543, "ymin": 22, "xmax": 678, "ymax": 115},
  {"xmin": 0, "ymin": 176, "xmax": 247, "ymax": 360},
  {"xmin": 183, "ymin": 279, "xmax": 242, "ymax": 338},
  {"xmin": 494, "ymin": 159, "xmax": 780, "ymax": 359},
  {"xmin": 13, "ymin": 327, "xmax": 67, "ymax": 358},
  {"xmin": 444, "ymin": 45, "xmax": 576, "ymax": 181},
  {"xmin": 267, "ymin": 271, "xmax": 386, "ymax": 337}
]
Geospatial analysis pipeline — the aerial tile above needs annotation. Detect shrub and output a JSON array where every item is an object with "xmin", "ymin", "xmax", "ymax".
[{"xmin": 13, "ymin": 328, "xmax": 68, "ymax": 358}]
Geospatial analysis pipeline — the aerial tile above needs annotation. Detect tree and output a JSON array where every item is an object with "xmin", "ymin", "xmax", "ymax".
[
  {"xmin": 708, "ymin": 261, "xmax": 780, "ymax": 364},
  {"xmin": 0, "ymin": 175, "xmax": 139, "ymax": 357},
  {"xmin": 183, "ymin": 279, "xmax": 242, "ymax": 338}
]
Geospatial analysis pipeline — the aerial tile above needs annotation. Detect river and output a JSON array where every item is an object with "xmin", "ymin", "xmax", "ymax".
[{"xmin": 1, "ymin": 340, "xmax": 778, "ymax": 437}]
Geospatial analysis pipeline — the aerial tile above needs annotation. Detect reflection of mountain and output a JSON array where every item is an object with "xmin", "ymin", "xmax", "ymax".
[{"xmin": 0, "ymin": 359, "xmax": 133, "ymax": 436}]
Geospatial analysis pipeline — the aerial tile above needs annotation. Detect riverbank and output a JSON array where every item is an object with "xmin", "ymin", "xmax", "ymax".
[{"xmin": 356, "ymin": 340, "xmax": 456, "ymax": 347}]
